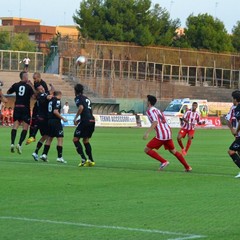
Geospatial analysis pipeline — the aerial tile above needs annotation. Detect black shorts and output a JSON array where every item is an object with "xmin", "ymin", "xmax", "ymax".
[
  {"xmin": 13, "ymin": 107, "xmax": 31, "ymax": 124},
  {"xmin": 37, "ymin": 118, "xmax": 48, "ymax": 136},
  {"xmin": 74, "ymin": 121, "xmax": 95, "ymax": 139},
  {"xmin": 48, "ymin": 119, "xmax": 64, "ymax": 138},
  {"xmin": 31, "ymin": 106, "xmax": 38, "ymax": 127},
  {"xmin": 32, "ymin": 104, "xmax": 38, "ymax": 119},
  {"xmin": 229, "ymin": 138, "xmax": 240, "ymax": 151}
]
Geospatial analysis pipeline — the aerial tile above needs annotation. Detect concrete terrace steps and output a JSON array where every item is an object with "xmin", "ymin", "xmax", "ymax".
[{"xmin": 62, "ymin": 76, "xmax": 100, "ymax": 99}]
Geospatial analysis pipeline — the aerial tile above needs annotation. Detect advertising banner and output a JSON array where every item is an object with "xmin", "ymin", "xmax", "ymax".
[
  {"xmin": 61, "ymin": 114, "xmax": 75, "ymax": 127},
  {"xmin": 94, "ymin": 114, "xmax": 137, "ymax": 127},
  {"xmin": 198, "ymin": 117, "xmax": 222, "ymax": 128},
  {"xmin": 61, "ymin": 114, "xmax": 222, "ymax": 128},
  {"xmin": 62, "ymin": 114, "xmax": 137, "ymax": 127},
  {"xmin": 139, "ymin": 115, "xmax": 151, "ymax": 128},
  {"xmin": 165, "ymin": 116, "xmax": 181, "ymax": 128},
  {"xmin": 139, "ymin": 115, "xmax": 181, "ymax": 128}
]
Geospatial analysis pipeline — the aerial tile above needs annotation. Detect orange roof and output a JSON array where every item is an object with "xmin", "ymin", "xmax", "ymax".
[{"xmin": 0, "ymin": 17, "xmax": 41, "ymax": 23}]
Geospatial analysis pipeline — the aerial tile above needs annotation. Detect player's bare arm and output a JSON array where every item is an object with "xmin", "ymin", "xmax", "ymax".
[
  {"xmin": 232, "ymin": 118, "xmax": 240, "ymax": 136},
  {"xmin": 227, "ymin": 120, "xmax": 233, "ymax": 130},
  {"xmin": 182, "ymin": 117, "xmax": 189, "ymax": 124},
  {"xmin": 143, "ymin": 121, "xmax": 158, "ymax": 140},
  {"xmin": 47, "ymin": 95, "xmax": 53, "ymax": 100},
  {"xmin": 228, "ymin": 117, "xmax": 236, "ymax": 136},
  {"xmin": 233, "ymin": 119, "xmax": 240, "ymax": 136},
  {"xmin": 53, "ymin": 109, "xmax": 67, "ymax": 122},
  {"xmin": 49, "ymin": 83, "xmax": 55, "ymax": 94},
  {"xmin": 74, "ymin": 104, "xmax": 84, "ymax": 125}
]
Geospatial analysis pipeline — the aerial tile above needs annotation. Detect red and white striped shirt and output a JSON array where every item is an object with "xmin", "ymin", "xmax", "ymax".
[
  {"xmin": 146, "ymin": 106, "xmax": 172, "ymax": 140},
  {"xmin": 225, "ymin": 105, "xmax": 236, "ymax": 128},
  {"xmin": 182, "ymin": 110, "xmax": 200, "ymax": 131}
]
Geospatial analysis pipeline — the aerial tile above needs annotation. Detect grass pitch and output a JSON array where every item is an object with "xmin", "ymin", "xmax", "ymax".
[{"xmin": 0, "ymin": 126, "xmax": 239, "ymax": 240}]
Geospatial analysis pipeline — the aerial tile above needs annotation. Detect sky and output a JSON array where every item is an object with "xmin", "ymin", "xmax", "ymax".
[
  {"xmin": 0, "ymin": 0, "xmax": 239, "ymax": 33},
  {"xmin": 154, "ymin": 0, "xmax": 240, "ymax": 33}
]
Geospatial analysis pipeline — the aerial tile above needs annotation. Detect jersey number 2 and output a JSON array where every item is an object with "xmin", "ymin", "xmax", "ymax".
[{"xmin": 86, "ymin": 99, "xmax": 91, "ymax": 109}]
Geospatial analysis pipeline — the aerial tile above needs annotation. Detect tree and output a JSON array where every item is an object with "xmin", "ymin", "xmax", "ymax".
[
  {"xmin": 73, "ymin": 0, "xmax": 179, "ymax": 46},
  {"xmin": 172, "ymin": 34, "xmax": 191, "ymax": 49},
  {"xmin": 0, "ymin": 32, "xmax": 37, "ymax": 51},
  {"xmin": 232, "ymin": 21, "xmax": 240, "ymax": 52},
  {"xmin": 11, "ymin": 33, "xmax": 37, "ymax": 52},
  {"xmin": 73, "ymin": 0, "xmax": 105, "ymax": 40},
  {"xmin": 134, "ymin": 24, "xmax": 154, "ymax": 46},
  {"xmin": 182, "ymin": 14, "xmax": 233, "ymax": 52},
  {"xmin": 149, "ymin": 4, "xmax": 180, "ymax": 46},
  {"xmin": 0, "ymin": 31, "xmax": 11, "ymax": 50}
]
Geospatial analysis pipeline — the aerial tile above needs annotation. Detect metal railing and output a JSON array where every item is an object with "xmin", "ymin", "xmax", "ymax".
[
  {"xmin": 0, "ymin": 50, "xmax": 44, "ymax": 72},
  {"xmin": 44, "ymin": 46, "xmax": 58, "ymax": 73},
  {"xmin": 61, "ymin": 57, "xmax": 240, "ymax": 89}
]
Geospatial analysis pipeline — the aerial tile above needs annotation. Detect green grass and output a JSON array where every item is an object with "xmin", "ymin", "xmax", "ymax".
[{"xmin": 0, "ymin": 126, "xmax": 239, "ymax": 240}]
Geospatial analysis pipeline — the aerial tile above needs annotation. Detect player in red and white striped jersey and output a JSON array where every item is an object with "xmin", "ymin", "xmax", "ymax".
[
  {"xmin": 177, "ymin": 102, "xmax": 204, "ymax": 156},
  {"xmin": 146, "ymin": 104, "xmax": 172, "ymax": 141},
  {"xmin": 143, "ymin": 95, "xmax": 192, "ymax": 172},
  {"xmin": 226, "ymin": 105, "xmax": 237, "ymax": 131}
]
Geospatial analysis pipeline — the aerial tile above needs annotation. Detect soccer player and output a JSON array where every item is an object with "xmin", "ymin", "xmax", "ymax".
[
  {"xmin": 7, "ymin": 71, "xmax": 35, "ymax": 154},
  {"xmin": 31, "ymin": 84, "xmax": 54, "ymax": 161},
  {"xmin": 177, "ymin": 102, "xmax": 204, "ymax": 156},
  {"xmin": 26, "ymin": 72, "xmax": 49, "ymax": 145},
  {"xmin": 39, "ymin": 91, "xmax": 67, "ymax": 163},
  {"xmin": 143, "ymin": 95, "xmax": 192, "ymax": 172},
  {"xmin": 21, "ymin": 56, "xmax": 30, "ymax": 71},
  {"xmin": 228, "ymin": 91, "xmax": 240, "ymax": 178},
  {"xmin": 73, "ymin": 84, "xmax": 95, "ymax": 167}
]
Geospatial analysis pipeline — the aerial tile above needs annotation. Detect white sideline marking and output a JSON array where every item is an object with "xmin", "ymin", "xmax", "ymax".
[{"xmin": 0, "ymin": 216, "xmax": 205, "ymax": 240}]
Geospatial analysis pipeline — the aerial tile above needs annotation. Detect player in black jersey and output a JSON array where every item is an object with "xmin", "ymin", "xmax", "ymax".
[
  {"xmin": 73, "ymin": 84, "xmax": 95, "ymax": 167},
  {"xmin": 26, "ymin": 72, "xmax": 49, "ymax": 145},
  {"xmin": 7, "ymin": 71, "xmax": 35, "ymax": 154},
  {"xmin": 228, "ymin": 91, "xmax": 240, "ymax": 178},
  {"xmin": 39, "ymin": 91, "xmax": 68, "ymax": 163},
  {"xmin": 31, "ymin": 84, "xmax": 54, "ymax": 161}
]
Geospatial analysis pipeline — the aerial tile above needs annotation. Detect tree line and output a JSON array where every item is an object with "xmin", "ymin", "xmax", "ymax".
[
  {"xmin": 73, "ymin": 0, "xmax": 240, "ymax": 53},
  {"xmin": 0, "ymin": 32, "xmax": 37, "ymax": 52}
]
